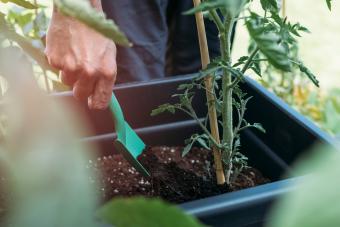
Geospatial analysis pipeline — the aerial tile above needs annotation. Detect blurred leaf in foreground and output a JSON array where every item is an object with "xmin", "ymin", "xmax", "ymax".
[
  {"xmin": 0, "ymin": 0, "xmax": 38, "ymax": 9},
  {"xmin": 0, "ymin": 46, "xmax": 98, "ymax": 227},
  {"xmin": 268, "ymin": 142, "xmax": 340, "ymax": 227},
  {"xmin": 97, "ymin": 197, "xmax": 205, "ymax": 227}
]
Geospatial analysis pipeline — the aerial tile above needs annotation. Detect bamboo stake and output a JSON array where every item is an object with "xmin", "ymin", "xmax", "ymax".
[
  {"xmin": 282, "ymin": 0, "xmax": 287, "ymax": 17},
  {"xmin": 192, "ymin": 0, "xmax": 226, "ymax": 185}
]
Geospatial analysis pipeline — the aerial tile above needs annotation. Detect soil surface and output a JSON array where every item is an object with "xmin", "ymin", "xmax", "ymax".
[
  {"xmin": 90, "ymin": 146, "xmax": 270, "ymax": 204},
  {"xmin": 0, "ymin": 146, "xmax": 270, "ymax": 222}
]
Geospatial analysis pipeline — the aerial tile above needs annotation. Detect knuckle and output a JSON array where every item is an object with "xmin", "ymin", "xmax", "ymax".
[
  {"xmin": 101, "ymin": 67, "xmax": 117, "ymax": 81},
  {"xmin": 83, "ymin": 65, "xmax": 97, "ymax": 78}
]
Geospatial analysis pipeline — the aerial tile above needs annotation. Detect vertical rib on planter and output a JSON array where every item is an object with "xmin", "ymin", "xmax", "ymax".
[{"xmin": 192, "ymin": 0, "xmax": 226, "ymax": 185}]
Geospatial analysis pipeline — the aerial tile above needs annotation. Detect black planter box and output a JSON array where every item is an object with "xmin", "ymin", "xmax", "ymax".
[{"xmin": 54, "ymin": 74, "xmax": 335, "ymax": 227}]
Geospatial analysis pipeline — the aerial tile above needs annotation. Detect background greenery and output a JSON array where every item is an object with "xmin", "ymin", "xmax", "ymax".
[
  {"xmin": 234, "ymin": 0, "xmax": 340, "ymax": 90},
  {"xmin": 233, "ymin": 1, "xmax": 340, "ymax": 137}
]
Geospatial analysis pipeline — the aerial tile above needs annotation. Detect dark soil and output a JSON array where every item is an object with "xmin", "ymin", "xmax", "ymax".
[
  {"xmin": 89, "ymin": 146, "xmax": 270, "ymax": 204},
  {"xmin": 0, "ymin": 146, "xmax": 270, "ymax": 222}
]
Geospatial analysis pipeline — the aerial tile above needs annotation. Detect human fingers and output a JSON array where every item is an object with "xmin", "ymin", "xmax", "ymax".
[{"xmin": 88, "ymin": 76, "xmax": 115, "ymax": 110}]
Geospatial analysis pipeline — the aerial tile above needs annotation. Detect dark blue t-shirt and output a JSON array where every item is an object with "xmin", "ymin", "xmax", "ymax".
[{"xmin": 102, "ymin": 0, "xmax": 220, "ymax": 83}]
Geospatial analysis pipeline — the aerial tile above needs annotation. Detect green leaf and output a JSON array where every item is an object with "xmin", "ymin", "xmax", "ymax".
[
  {"xmin": 198, "ymin": 65, "xmax": 222, "ymax": 80},
  {"xmin": 0, "ymin": 48, "xmax": 98, "ymax": 227},
  {"xmin": 54, "ymin": 0, "xmax": 131, "ymax": 47},
  {"xmin": 252, "ymin": 123, "xmax": 266, "ymax": 133},
  {"xmin": 268, "ymin": 145, "xmax": 340, "ymax": 227},
  {"xmin": 183, "ymin": 0, "xmax": 246, "ymax": 17},
  {"xmin": 178, "ymin": 83, "xmax": 194, "ymax": 91},
  {"xmin": 0, "ymin": 12, "xmax": 57, "ymax": 74},
  {"xmin": 196, "ymin": 137, "xmax": 210, "ymax": 150},
  {"xmin": 0, "ymin": 0, "xmax": 38, "ymax": 9},
  {"xmin": 246, "ymin": 15, "xmax": 292, "ymax": 72},
  {"xmin": 233, "ymin": 56, "xmax": 249, "ymax": 67},
  {"xmin": 250, "ymin": 64, "xmax": 262, "ymax": 77},
  {"xmin": 326, "ymin": 0, "xmax": 332, "ymax": 11},
  {"xmin": 97, "ymin": 197, "xmax": 205, "ymax": 227},
  {"xmin": 183, "ymin": 0, "xmax": 225, "ymax": 15},
  {"xmin": 323, "ymin": 100, "xmax": 340, "ymax": 135},
  {"xmin": 296, "ymin": 62, "xmax": 319, "ymax": 87},
  {"xmin": 182, "ymin": 141, "xmax": 195, "ymax": 157},
  {"xmin": 260, "ymin": 0, "xmax": 279, "ymax": 12},
  {"xmin": 151, "ymin": 104, "xmax": 176, "ymax": 116}
]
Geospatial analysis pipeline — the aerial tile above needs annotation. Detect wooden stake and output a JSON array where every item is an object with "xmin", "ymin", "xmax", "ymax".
[
  {"xmin": 192, "ymin": 0, "xmax": 226, "ymax": 185},
  {"xmin": 282, "ymin": 0, "xmax": 287, "ymax": 17}
]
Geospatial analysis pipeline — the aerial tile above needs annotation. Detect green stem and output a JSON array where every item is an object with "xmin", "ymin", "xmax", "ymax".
[
  {"xmin": 209, "ymin": 10, "xmax": 224, "ymax": 33},
  {"xmin": 221, "ymin": 14, "xmax": 234, "ymax": 184},
  {"xmin": 241, "ymin": 47, "xmax": 259, "ymax": 74},
  {"xmin": 183, "ymin": 107, "xmax": 221, "ymax": 149},
  {"xmin": 228, "ymin": 47, "xmax": 260, "ymax": 89}
]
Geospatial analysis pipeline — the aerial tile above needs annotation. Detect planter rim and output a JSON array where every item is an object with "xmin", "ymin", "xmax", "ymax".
[
  {"xmin": 53, "ymin": 74, "xmax": 337, "ymax": 146},
  {"xmin": 180, "ymin": 177, "xmax": 301, "ymax": 218}
]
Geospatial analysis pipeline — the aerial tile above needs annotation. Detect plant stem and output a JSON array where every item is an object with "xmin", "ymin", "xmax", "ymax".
[
  {"xmin": 192, "ymin": 0, "xmax": 225, "ymax": 185},
  {"xmin": 185, "ymin": 107, "xmax": 220, "ymax": 149},
  {"xmin": 209, "ymin": 10, "xmax": 224, "ymax": 33},
  {"xmin": 229, "ymin": 47, "xmax": 260, "ymax": 89},
  {"xmin": 221, "ymin": 14, "xmax": 234, "ymax": 184},
  {"xmin": 241, "ymin": 47, "xmax": 259, "ymax": 74}
]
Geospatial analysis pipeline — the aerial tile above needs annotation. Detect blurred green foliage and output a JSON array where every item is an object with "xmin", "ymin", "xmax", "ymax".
[
  {"xmin": 268, "ymin": 143, "xmax": 340, "ymax": 227},
  {"xmin": 98, "ymin": 197, "xmax": 205, "ymax": 227},
  {"xmin": 260, "ymin": 54, "xmax": 340, "ymax": 138},
  {"xmin": 0, "ymin": 0, "xmax": 37, "ymax": 9},
  {"xmin": 0, "ymin": 46, "xmax": 99, "ymax": 227}
]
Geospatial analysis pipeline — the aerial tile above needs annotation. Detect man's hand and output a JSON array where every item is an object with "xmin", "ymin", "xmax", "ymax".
[{"xmin": 45, "ymin": 3, "xmax": 117, "ymax": 110}]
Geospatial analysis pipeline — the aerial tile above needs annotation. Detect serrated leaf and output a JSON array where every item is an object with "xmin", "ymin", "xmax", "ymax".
[
  {"xmin": 178, "ymin": 83, "xmax": 194, "ymax": 91},
  {"xmin": 196, "ymin": 137, "xmax": 210, "ymax": 150},
  {"xmin": 297, "ymin": 62, "xmax": 319, "ymax": 87},
  {"xmin": 151, "ymin": 104, "xmax": 176, "ymax": 116},
  {"xmin": 260, "ymin": 0, "xmax": 279, "ymax": 12},
  {"xmin": 0, "ymin": 0, "xmax": 38, "ymax": 9},
  {"xmin": 246, "ymin": 16, "xmax": 292, "ymax": 72},
  {"xmin": 54, "ymin": 0, "xmax": 131, "ymax": 47},
  {"xmin": 97, "ymin": 197, "xmax": 205, "ymax": 227},
  {"xmin": 233, "ymin": 56, "xmax": 249, "ymax": 67}
]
